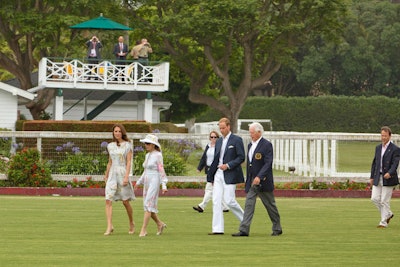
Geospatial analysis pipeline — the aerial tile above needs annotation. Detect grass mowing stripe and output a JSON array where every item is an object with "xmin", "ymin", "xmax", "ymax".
[{"xmin": 0, "ymin": 196, "xmax": 399, "ymax": 266}]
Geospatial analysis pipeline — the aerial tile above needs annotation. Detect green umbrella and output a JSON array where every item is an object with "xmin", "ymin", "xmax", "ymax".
[{"xmin": 70, "ymin": 13, "xmax": 132, "ymax": 31}]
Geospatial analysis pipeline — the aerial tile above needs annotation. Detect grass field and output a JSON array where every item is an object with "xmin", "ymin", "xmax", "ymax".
[{"xmin": 1, "ymin": 196, "xmax": 399, "ymax": 266}]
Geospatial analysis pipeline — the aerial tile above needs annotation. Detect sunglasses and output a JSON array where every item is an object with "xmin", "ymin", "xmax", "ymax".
[
  {"xmin": 144, "ymin": 142, "xmax": 151, "ymax": 145},
  {"xmin": 210, "ymin": 136, "xmax": 218, "ymax": 139}
]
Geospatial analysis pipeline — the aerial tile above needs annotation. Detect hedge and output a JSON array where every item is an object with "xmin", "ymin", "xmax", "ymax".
[{"xmin": 197, "ymin": 96, "xmax": 400, "ymax": 133}]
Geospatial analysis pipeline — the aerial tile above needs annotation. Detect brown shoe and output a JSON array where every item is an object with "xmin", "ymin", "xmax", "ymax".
[{"xmin": 377, "ymin": 225, "xmax": 386, "ymax": 228}]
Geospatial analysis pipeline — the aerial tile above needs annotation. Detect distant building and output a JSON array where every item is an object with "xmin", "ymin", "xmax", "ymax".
[{"xmin": 0, "ymin": 82, "xmax": 35, "ymax": 130}]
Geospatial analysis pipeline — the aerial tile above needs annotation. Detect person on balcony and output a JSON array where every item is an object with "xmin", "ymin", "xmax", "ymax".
[
  {"xmin": 113, "ymin": 36, "xmax": 128, "ymax": 65},
  {"xmin": 131, "ymin": 38, "xmax": 152, "ymax": 66},
  {"xmin": 86, "ymin": 36, "xmax": 102, "ymax": 64}
]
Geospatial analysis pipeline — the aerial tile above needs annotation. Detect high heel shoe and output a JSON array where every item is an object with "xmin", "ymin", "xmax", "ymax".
[
  {"xmin": 157, "ymin": 224, "xmax": 167, "ymax": 235},
  {"xmin": 104, "ymin": 228, "xmax": 114, "ymax": 236},
  {"xmin": 139, "ymin": 232, "xmax": 147, "ymax": 237}
]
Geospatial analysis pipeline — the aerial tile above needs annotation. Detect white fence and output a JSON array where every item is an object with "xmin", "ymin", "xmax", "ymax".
[{"xmin": 0, "ymin": 131, "xmax": 389, "ymax": 182}]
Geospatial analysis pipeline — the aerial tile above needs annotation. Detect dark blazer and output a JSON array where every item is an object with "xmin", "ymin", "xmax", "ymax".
[
  {"xmin": 197, "ymin": 144, "xmax": 210, "ymax": 174},
  {"xmin": 370, "ymin": 142, "xmax": 400, "ymax": 186},
  {"xmin": 113, "ymin": 43, "xmax": 129, "ymax": 61},
  {"xmin": 86, "ymin": 40, "xmax": 103, "ymax": 59},
  {"xmin": 207, "ymin": 133, "xmax": 245, "ymax": 184},
  {"xmin": 246, "ymin": 138, "xmax": 274, "ymax": 193}
]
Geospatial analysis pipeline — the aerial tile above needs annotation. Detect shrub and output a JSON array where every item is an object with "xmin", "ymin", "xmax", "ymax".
[
  {"xmin": 133, "ymin": 147, "xmax": 187, "ymax": 176},
  {"xmin": 7, "ymin": 148, "xmax": 52, "ymax": 187},
  {"xmin": 49, "ymin": 141, "xmax": 108, "ymax": 175}
]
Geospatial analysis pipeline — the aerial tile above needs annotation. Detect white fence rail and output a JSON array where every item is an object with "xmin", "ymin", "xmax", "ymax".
[
  {"xmin": 36, "ymin": 57, "xmax": 170, "ymax": 92},
  {"xmin": 0, "ymin": 131, "xmax": 390, "ymax": 182}
]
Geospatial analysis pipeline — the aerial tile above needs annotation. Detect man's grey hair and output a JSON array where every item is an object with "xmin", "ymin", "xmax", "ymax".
[{"xmin": 249, "ymin": 122, "xmax": 264, "ymax": 133}]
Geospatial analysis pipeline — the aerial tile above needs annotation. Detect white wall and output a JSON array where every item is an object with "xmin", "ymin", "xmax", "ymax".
[
  {"xmin": 18, "ymin": 99, "xmax": 167, "ymax": 122},
  {"xmin": 0, "ymin": 91, "xmax": 18, "ymax": 130}
]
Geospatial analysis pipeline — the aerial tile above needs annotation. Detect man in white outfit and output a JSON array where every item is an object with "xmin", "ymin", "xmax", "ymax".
[{"xmin": 206, "ymin": 118, "xmax": 245, "ymax": 235}]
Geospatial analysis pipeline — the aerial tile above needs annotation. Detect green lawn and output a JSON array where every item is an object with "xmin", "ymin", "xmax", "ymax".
[
  {"xmin": 337, "ymin": 141, "xmax": 376, "ymax": 172},
  {"xmin": 0, "ymin": 196, "xmax": 399, "ymax": 266}
]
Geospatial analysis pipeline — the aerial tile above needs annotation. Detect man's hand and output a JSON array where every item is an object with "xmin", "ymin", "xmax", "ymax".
[{"xmin": 252, "ymin": 177, "xmax": 261, "ymax": 186}]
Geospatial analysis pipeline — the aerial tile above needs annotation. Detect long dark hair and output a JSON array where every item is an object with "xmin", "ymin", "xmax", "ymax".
[{"xmin": 112, "ymin": 124, "xmax": 130, "ymax": 146}]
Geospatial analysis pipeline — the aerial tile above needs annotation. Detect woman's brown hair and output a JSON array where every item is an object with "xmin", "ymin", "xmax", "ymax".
[{"xmin": 112, "ymin": 124, "xmax": 130, "ymax": 146}]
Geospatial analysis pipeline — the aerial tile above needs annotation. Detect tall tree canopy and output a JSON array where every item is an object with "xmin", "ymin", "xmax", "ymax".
[
  {"xmin": 290, "ymin": 0, "xmax": 400, "ymax": 97},
  {"xmin": 129, "ymin": 0, "xmax": 348, "ymax": 131}
]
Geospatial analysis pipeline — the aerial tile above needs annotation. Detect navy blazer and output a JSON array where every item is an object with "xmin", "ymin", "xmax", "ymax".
[
  {"xmin": 113, "ymin": 43, "xmax": 129, "ymax": 60},
  {"xmin": 246, "ymin": 138, "xmax": 274, "ymax": 193},
  {"xmin": 197, "ymin": 144, "xmax": 210, "ymax": 174},
  {"xmin": 370, "ymin": 142, "xmax": 400, "ymax": 186},
  {"xmin": 207, "ymin": 133, "xmax": 245, "ymax": 184}
]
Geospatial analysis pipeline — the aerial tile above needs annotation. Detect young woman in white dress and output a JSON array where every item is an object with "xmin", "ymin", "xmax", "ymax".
[
  {"xmin": 134, "ymin": 134, "xmax": 168, "ymax": 237},
  {"xmin": 103, "ymin": 124, "xmax": 135, "ymax": 235}
]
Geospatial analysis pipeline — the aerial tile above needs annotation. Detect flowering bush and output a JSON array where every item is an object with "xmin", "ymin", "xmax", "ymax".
[
  {"xmin": 274, "ymin": 180, "xmax": 370, "ymax": 191},
  {"xmin": 49, "ymin": 141, "xmax": 108, "ymax": 175},
  {"xmin": 7, "ymin": 148, "xmax": 52, "ymax": 187},
  {"xmin": 52, "ymin": 176, "xmax": 106, "ymax": 188}
]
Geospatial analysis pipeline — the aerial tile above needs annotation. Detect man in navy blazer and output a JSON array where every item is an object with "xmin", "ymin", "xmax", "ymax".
[
  {"xmin": 207, "ymin": 118, "xmax": 245, "ymax": 234},
  {"xmin": 370, "ymin": 126, "xmax": 400, "ymax": 228},
  {"xmin": 113, "ymin": 36, "xmax": 129, "ymax": 65},
  {"xmin": 232, "ymin": 122, "xmax": 282, "ymax": 237}
]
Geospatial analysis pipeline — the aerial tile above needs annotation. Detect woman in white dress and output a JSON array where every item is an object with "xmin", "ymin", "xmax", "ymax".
[
  {"xmin": 104, "ymin": 124, "xmax": 135, "ymax": 235},
  {"xmin": 134, "ymin": 134, "xmax": 168, "ymax": 237}
]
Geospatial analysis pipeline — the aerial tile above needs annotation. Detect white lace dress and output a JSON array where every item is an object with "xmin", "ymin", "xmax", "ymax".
[
  {"xmin": 105, "ymin": 142, "xmax": 135, "ymax": 201},
  {"xmin": 136, "ymin": 151, "xmax": 168, "ymax": 213}
]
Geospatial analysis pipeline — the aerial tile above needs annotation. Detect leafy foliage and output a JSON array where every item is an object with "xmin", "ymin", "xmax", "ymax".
[
  {"xmin": 7, "ymin": 148, "xmax": 52, "ymax": 187},
  {"xmin": 49, "ymin": 141, "xmax": 108, "ymax": 175},
  {"xmin": 130, "ymin": 0, "xmax": 347, "ymax": 131},
  {"xmin": 133, "ymin": 148, "xmax": 187, "ymax": 176}
]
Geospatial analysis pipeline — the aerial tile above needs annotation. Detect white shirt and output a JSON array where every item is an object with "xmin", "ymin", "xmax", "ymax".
[
  {"xmin": 206, "ymin": 144, "xmax": 215, "ymax": 166},
  {"xmin": 248, "ymin": 137, "xmax": 261, "ymax": 162},
  {"xmin": 219, "ymin": 132, "xmax": 231, "ymax": 165}
]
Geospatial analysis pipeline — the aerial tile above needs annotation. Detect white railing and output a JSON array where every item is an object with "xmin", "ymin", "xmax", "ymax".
[
  {"xmin": 0, "ymin": 131, "xmax": 390, "ymax": 182},
  {"xmin": 36, "ymin": 57, "xmax": 170, "ymax": 92}
]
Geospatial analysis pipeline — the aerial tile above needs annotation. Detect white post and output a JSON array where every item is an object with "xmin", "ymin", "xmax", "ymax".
[
  {"xmin": 284, "ymin": 139, "xmax": 290, "ymax": 172},
  {"xmin": 309, "ymin": 140, "xmax": 315, "ymax": 177},
  {"xmin": 302, "ymin": 139, "xmax": 308, "ymax": 176},
  {"xmin": 53, "ymin": 90, "xmax": 64, "ymax": 120},
  {"xmin": 330, "ymin": 140, "xmax": 337, "ymax": 176},
  {"xmin": 323, "ymin": 139, "xmax": 329, "ymax": 176},
  {"xmin": 316, "ymin": 140, "xmax": 322, "ymax": 177}
]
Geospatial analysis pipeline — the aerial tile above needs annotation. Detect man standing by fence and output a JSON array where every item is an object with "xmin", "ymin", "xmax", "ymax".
[{"xmin": 370, "ymin": 126, "xmax": 400, "ymax": 228}]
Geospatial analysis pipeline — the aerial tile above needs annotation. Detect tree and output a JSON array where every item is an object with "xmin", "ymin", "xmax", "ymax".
[
  {"xmin": 129, "ymin": 0, "xmax": 347, "ymax": 131},
  {"xmin": 0, "ymin": 0, "xmax": 126, "ymax": 119},
  {"xmin": 295, "ymin": 0, "xmax": 400, "ymax": 97}
]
